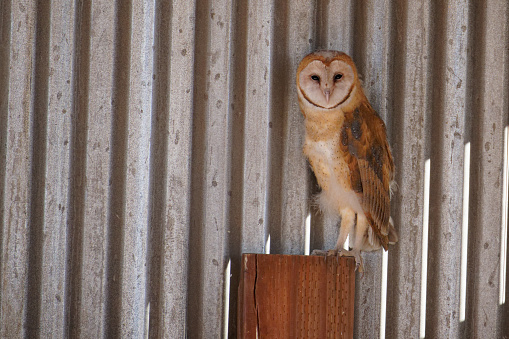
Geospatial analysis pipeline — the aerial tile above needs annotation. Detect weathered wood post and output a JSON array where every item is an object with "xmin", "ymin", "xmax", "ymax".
[{"xmin": 238, "ymin": 254, "xmax": 355, "ymax": 338}]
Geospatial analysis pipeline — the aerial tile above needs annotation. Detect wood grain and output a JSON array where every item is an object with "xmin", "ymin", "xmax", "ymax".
[{"xmin": 238, "ymin": 254, "xmax": 355, "ymax": 338}]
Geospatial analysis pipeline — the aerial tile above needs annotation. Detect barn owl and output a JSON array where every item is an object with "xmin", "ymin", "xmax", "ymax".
[{"xmin": 296, "ymin": 50, "xmax": 398, "ymax": 271}]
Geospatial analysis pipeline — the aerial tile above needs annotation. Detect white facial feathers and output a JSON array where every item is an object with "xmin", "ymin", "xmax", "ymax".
[{"xmin": 298, "ymin": 59, "xmax": 355, "ymax": 109}]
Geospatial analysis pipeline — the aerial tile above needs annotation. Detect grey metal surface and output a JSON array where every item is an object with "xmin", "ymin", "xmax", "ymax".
[
  {"xmin": 0, "ymin": 0, "xmax": 508, "ymax": 338},
  {"xmin": 386, "ymin": 1, "xmax": 431, "ymax": 338},
  {"xmin": 466, "ymin": 1, "xmax": 509, "ymax": 337},
  {"xmin": 351, "ymin": 2, "xmax": 392, "ymax": 338},
  {"xmin": 1, "ymin": 1, "xmax": 34, "ymax": 338},
  {"xmin": 41, "ymin": 0, "xmax": 74, "ymax": 337},
  {"xmin": 426, "ymin": 1, "xmax": 468, "ymax": 338}
]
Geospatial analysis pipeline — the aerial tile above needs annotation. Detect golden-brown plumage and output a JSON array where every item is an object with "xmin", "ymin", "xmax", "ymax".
[{"xmin": 296, "ymin": 50, "xmax": 397, "ymax": 270}]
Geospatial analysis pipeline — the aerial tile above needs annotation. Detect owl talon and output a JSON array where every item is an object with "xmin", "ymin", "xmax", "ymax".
[
  {"xmin": 353, "ymin": 252, "xmax": 364, "ymax": 273},
  {"xmin": 327, "ymin": 249, "xmax": 338, "ymax": 256},
  {"xmin": 312, "ymin": 249, "xmax": 364, "ymax": 272},
  {"xmin": 311, "ymin": 249, "xmax": 328, "ymax": 256},
  {"xmin": 335, "ymin": 249, "xmax": 364, "ymax": 273},
  {"xmin": 312, "ymin": 249, "xmax": 344, "ymax": 256},
  {"xmin": 356, "ymin": 260, "xmax": 364, "ymax": 274}
]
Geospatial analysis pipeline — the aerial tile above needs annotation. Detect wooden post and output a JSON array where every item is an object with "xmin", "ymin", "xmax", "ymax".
[{"xmin": 237, "ymin": 254, "xmax": 355, "ymax": 338}]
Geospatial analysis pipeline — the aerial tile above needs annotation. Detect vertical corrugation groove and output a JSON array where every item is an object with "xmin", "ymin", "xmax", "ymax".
[
  {"xmin": 159, "ymin": 1, "xmax": 196, "ymax": 337},
  {"xmin": 421, "ymin": 1, "xmax": 436, "ymax": 336},
  {"xmin": 428, "ymin": 1, "xmax": 469, "ymax": 337},
  {"xmin": 104, "ymin": 0, "xmax": 132, "ymax": 337},
  {"xmin": 351, "ymin": 1, "xmax": 366, "ymax": 75},
  {"xmin": 78, "ymin": 0, "xmax": 117, "ymax": 335},
  {"xmin": 467, "ymin": 1, "xmax": 509, "ymax": 338},
  {"xmin": 0, "ymin": 0, "xmax": 9, "ymax": 317},
  {"xmin": 314, "ymin": 0, "xmax": 328, "ymax": 50},
  {"xmin": 353, "ymin": 2, "xmax": 394, "ymax": 338},
  {"xmin": 187, "ymin": 0, "xmax": 209, "ymax": 335},
  {"xmin": 280, "ymin": 0, "xmax": 313, "ymax": 256},
  {"xmin": 26, "ymin": 0, "xmax": 50, "ymax": 336},
  {"xmin": 266, "ymin": 0, "xmax": 287, "ymax": 255},
  {"xmin": 121, "ymin": 0, "xmax": 154, "ymax": 336},
  {"xmin": 1, "ymin": 1, "xmax": 36, "ymax": 337},
  {"xmin": 503, "ymin": 3, "xmax": 509, "ymax": 331},
  {"xmin": 386, "ymin": 1, "xmax": 433, "ymax": 338},
  {"xmin": 386, "ymin": 0, "xmax": 408, "ymax": 337},
  {"xmin": 66, "ymin": 0, "xmax": 91, "ymax": 337},
  {"xmin": 240, "ymin": 0, "xmax": 273, "ymax": 254},
  {"xmin": 326, "ymin": 0, "xmax": 355, "ymax": 54},
  {"xmin": 465, "ymin": 0, "xmax": 486, "ymax": 336},
  {"xmin": 425, "ymin": 3, "xmax": 448, "ymax": 338},
  {"xmin": 353, "ymin": 3, "xmax": 377, "ymax": 337},
  {"xmin": 190, "ymin": 0, "xmax": 237, "ymax": 334},
  {"xmin": 309, "ymin": 0, "xmax": 326, "ymax": 253},
  {"xmin": 226, "ymin": 1, "xmax": 248, "ymax": 336},
  {"xmin": 40, "ymin": 0, "xmax": 74, "ymax": 336},
  {"xmin": 146, "ymin": 0, "xmax": 172, "ymax": 337}
]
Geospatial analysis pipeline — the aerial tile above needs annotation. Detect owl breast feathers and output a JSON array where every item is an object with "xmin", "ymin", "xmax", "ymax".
[{"xmin": 297, "ymin": 50, "xmax": 398, "ymax": 257}]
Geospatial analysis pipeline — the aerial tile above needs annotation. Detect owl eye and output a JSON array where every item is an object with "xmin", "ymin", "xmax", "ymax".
[
  {"xmin": 334, "ymin": 73, "xmax": 343, "ymax": 81},
  {"xmin": 311, "ymin": 75, "xmax": 320, "ymax": 81}
]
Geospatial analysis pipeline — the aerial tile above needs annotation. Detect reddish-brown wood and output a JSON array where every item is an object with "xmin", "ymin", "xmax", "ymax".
[{"xmin": 237, "ymin": 254, "xmax": 355, "ymax": 339}]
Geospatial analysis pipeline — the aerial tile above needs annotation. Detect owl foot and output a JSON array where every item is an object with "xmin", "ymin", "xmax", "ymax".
[
  {"xmin": 311, "ymin": 249, "xmax": 338, "ymax": 256},
  {"xmin": 335, "ymin": 249, "xmax": 364, "ymax": 273},
  {"xmin": 310, "ymin": 249, "xmax": 339, "ymax": 263},
  {"xmin": 311, "ymin": 249, "xmax": 364, "ymax": 272}
]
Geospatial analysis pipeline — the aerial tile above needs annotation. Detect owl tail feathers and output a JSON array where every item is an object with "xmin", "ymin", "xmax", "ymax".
[{"xmin": 388, "ymin": 217, "xmax": 398, "ymax": 244}]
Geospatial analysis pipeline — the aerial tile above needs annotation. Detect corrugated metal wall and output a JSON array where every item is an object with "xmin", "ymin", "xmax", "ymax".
[{"xmin": 0, "ymin": 0, "xmax": 508, "ymax": 338}]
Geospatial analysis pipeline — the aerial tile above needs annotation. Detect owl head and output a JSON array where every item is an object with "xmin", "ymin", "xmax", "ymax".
[{"xmin": 296, "ymin": 50, "xmax": 363, "ymax": 111}]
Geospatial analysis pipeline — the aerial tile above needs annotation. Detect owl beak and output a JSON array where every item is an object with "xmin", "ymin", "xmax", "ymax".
[{"xmin": 323, "ymin": 89, "xmax": 331, "ymax": 104}]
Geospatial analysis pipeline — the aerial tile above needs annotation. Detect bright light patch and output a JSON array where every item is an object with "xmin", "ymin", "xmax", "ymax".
[
  {"xmin": 305, "ymin": 213, "xmax": 311, "ymax": 255},
  {"xmin": 265, "ymin": 234, "xmax": 271, "ymax": 254},
  {"xmin": 500, "ymin": 126, "xmax": 509, "ymax": 305},
  {"xmin": 223, "ymin": 259, "xmax": 231, "ymax": 339},
  {"xmin": 380, "ymin": 249, "xmax": 388, "ymax": 339},
  {"xmin": 344, "ymin": 235, "xmax": 350, "ymax": 251},
  {"xmin": 145, "ymin": 302, "xmax": 150, "ymax": 339},
  {"xmin": 460, "ymin": 142, "xmax": 470, "ymax": 321},
  {"xmin": 420, "ymin": 159, "xmax": 430, "ymax": 339}
]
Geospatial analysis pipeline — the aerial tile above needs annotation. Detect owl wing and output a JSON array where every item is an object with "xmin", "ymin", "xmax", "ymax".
[{"xmin": 339, "ymin": 102, "xmax": 394, "ymax": 250}]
